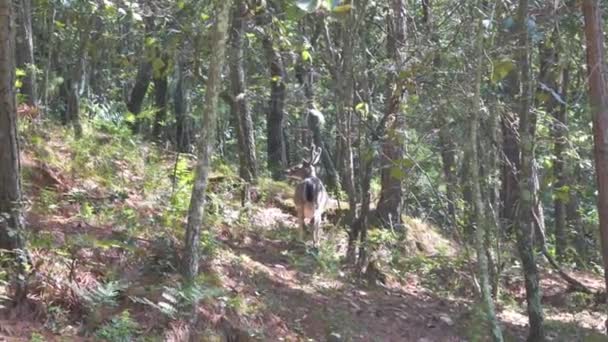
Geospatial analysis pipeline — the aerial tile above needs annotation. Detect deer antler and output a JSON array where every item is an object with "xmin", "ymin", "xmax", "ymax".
[{"xmin": 311, "ymin": 145, "xmax": 322, "ymax": 165}]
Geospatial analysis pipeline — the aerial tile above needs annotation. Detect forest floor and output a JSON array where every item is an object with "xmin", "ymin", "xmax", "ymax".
[{"xmin": 0, "ymin": 123, "xmax": 607, "ymax": 341}]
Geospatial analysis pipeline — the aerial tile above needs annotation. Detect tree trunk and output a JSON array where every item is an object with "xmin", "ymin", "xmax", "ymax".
[
  {"xmin": 336, "ymin": 29, "xmax": 357, "ymax": 209},
  {"xmin": 469, "ymin": 4, "xmax": 503, "ymax": 339},
  {"xmin": 0, "ymin": 0, "xmax": 27, "ymax": 302},
  {"xmin": 421, "ymin": 0, "xmax": 457, "ymax": 225},
  {"xmin": 65, "ymin": 73, "xmax": 83, "ymax": 139},
  {"xmin": 263, "ymin": 35, "xmax": 287, "ymax": 180},
  {"xmin": 127, "ymin": 60, "xmax": 152, "ymax": 116},
  {"xmin": 300, "ymin": 52, "xmax": 338, "ymax": 190},
  {"xmin": 515, "ymin": 0, "xmax": 545, "ymax": 339},
  {"xmin": 438, "ymin": 122, "xmax": 457, "ymax": 221},
  {"xmin": 500, "ymin": 110, "xmax": 519, "ymax": 235},
  {"xmin": 536, "ymin": 20, "xmax": 569, "ymax": 261},
  {"xmin": 152, "ymin": 52, "xmax": 169, "ymax": 141},
  {"xmin": 551, "ymin": 64, "xmax": 569, "ymax": 262},
  {"xmin": 174, "ymin": 56, "xmax": 193, "ymax": 153},
  {"xmin": 14, "ymin": 0, "xmax": 36, "ymax": 106},
  {"xmin": 376, "ymin": 0, "xmax": 407, "ymax": 226},
  {"xmin": 182, "ymin": 0, "xmax": 232, "ymax": 281},
  {"xmin": 42, "ymin": 6, "xmax": 55, "ymax": 110},
  {"xmin": 229, "ymin": 0, "xmax": 257, "ymax": 183},
  {"xmin": 126, "ymin": 17, "xmax": 154, "ymax": 133},
  {"xmin": 582, "ymin": 0, "xmax": 608, "ymax": 332}
]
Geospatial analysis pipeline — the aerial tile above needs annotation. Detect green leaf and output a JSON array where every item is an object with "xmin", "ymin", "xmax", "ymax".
[
  {"xmin": 145, "ymin": 37, "xmax": 157, "ymax": 47},
  {"xmin": 152, "ymin": 58, "xmax": 166, "ymax": 76},
  {"xmin": 355, "ymin": 102, "xmax": 369, "ymax": 116},
  {"xmin": 399, "ymin": 158, "xmax": 414, "ymax": 169},
  {"xmin": 125, "ymin": 113, "xmax": 136, "ymax": 123},
  {"xmin": 301, "ymin": 50, "xmax": 312, "ymax": 62},
  {"xmin": 332, "ymin": 4, "xmax": 352, "ymax": 13},
  {"xmin": 15, "ymin": 68, "xmax": 26, "ymax": 77},
  {"xmin": 491, "ymin": 59, "xmax": 515, "ymax": 83},
  {"xmin": 389, "ymin": 166, "xmax": 406, "ymax": 180},
  {"xmin": 271, "ymin": 75, "xmax": 282, "ymax": 83},
  {"xmin": 554, "ymin": 185, "xmax": 571, "ymax": 203}
]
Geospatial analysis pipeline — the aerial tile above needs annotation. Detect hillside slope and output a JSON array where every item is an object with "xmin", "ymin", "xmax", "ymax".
[{"xmin": 0, "ymin": 123, "xmax": 605, "ymax": 341}]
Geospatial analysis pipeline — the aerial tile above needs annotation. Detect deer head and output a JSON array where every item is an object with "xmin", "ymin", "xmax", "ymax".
[{"xmin": 287, "ymin": 144, "xmax": 322, "ymax": 180}]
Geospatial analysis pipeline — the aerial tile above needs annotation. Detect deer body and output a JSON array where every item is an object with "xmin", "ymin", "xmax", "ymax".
[{"xmin": 288, "ymin": 146, "xmax": 328, "ymax": 247}]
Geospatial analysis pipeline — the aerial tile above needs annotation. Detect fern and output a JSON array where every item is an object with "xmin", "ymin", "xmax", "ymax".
[
  {"xmin": 72, "ymin": 281, "xmax": 127, "ymax": 309},
  {"xmin": 95, "ymin": 310, "xmax": 140, "ymax": 342},
  {"xmin": 130, "ymin": 283, "xmax": 223, "ymax": 319}
]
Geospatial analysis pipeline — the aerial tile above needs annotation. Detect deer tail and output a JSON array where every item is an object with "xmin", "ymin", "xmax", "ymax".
[{"xmin": 305, "ymin": 181, "xmax": 314, "ymax": 202}]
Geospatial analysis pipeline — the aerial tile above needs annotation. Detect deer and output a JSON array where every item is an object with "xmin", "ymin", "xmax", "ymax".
[{"xmin": 286, "ymin": 144, "xmax": 328, "ymax": 248}]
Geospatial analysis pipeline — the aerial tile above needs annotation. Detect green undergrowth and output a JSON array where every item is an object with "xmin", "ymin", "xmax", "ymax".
[
  {"xmin": 15, "ymin": 120, "xmax": 601, "ymax": 341},
  {"xmin": 18, "ymin": 119, "xmax": 363, "ymax": 340}
]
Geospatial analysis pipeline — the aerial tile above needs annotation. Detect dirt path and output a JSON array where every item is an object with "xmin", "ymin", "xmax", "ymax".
[{"xmin": 207, "ymin": 207, "xmax": 470, "ymax": 341}]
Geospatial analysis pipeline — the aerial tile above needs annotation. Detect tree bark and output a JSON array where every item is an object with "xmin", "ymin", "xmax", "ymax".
[
  {"xmin": 126, "ymin": 17, "xmax": 154, "ymax": 133},
  {"xmin": 14, "ymin": 0, "xmax": 36, "ymax": 106},
  {"xmin": 438, "ymin": 122, "xmax": 457, "ymax": 221},
  {"xmin": 263, "ymin": 35, "xmax": 287, "ymax": 180},
  {"xmin": 469, "ymin": 4, "xmax": 503, "ymax": 339},
  {"xmin": 182, "ymin": 0, "xmax": 232, "ymax": 281},
  {"xmin": 548, "ymin": 60, "xmax": 569, "ymax": 262},
  {"xmin": 376, "ymin": 0, "xmax": 407, "ymax": 226},
  {"xmin": 152, "ymin": 52, "xmax": 169, "ymax": 140},
  {"xmin": 0, "ymin": 0, "xmax": 27, "ymax": 302},
  {"xmin": 582, "ymin": 0, "xmax": 608, "ymax": 332},
  {"xmin": 515, "ymin": 0, "xmax": 545, "ymax": 339},
  {"xmin": 127, "ymin": 60, "xmax": 152, "ymax": 116},
  {"xmin": 230, "ymin": 0, "xmax": 257, "ymax": 183},
  {"xmin": 299, "ymin": 42, "xmax": 338, "ymax": 190},
  {"xmin": 174, "ymin": 56, "xmax": 193, "ymax": 153},
  {"xmin": 500, "ymin": 110, "xmax": 519, "ymax": 234}
]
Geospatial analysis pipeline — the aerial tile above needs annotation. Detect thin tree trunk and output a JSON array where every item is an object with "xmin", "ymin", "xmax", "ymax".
[
  {"xmin": 182, "ymin": 0, "xmax": 232, "ymax": 281},
  {"xmin": 0, "ymin": 0, "xmax": 27, "ymax": 302},
  {"xmin": 500, "ymin": 110, "xmax": 519, "ymax": 235},
  {"xmin": 263, "ymin": 35, "xmax": 287, "ymax": 180},
  {"xmin": 515, "ymin": 0, "xmax": 545, "ymax": 339},
  {"xmin": 376, "ymin": 0, "xmax": 407, "ymax": 226},
  {"xmin": 469, "ymin": 4, "xmax": 503, "ymax": 339},
  {"xmin": 422, "ymin": 0, "xmax": 457, "ymax": 224},
  {"xmin": 14, "ymin": 0, "xmax": 36, "ymax": 106},
  {"xmin": 66, "ymin": 73, "xmax": 83, "ymax": 138},
  {"xmin": 551, "ymin": 63, "xmax": 569, "ymax": 262},
  {"xmin": 64, "ymin": 20, "xmax": 90, "ymax": 139},
  {"xmin": 438, "ymin": 123, "xmax": 457, "ymax": 221},
  {"xmin": 300, "ymin": 50, "xmax": 338, "ymax": 190},
  {"xmin": 230, "ymin": 0, "xmax": 257, "ymax": 182},
  {"xmin": 128, "ymin": 60, "xmax": 152, "ymax": 116},
  {"xmin": 582, "ymin": 0, "xmax": 608, "ymax": 333},
  {"xmin": 174, "ymin": 56, "xmax": 192, "ymax": 153},
  {"xmin": 152, "ymin": 53, "xmax": 168, "ymax": 141},
  {"xmin": 127, "ymin": 17, "xmax": 154, "ymax": 133},
  {"xmin": 336, "ymin": 13, "xmax": 360, "ymax": 262},
  {"xmin": 43, "ymin": 6, "xmax": 55, "ymax": 110}
]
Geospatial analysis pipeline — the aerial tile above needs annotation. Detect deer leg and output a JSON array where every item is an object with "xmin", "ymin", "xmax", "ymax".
[
  {"xmin": 297, "ymin": 208, "xmax": 305, "ymax": 241},
  {"xmin": 312, "ymin": 211, "xmax": 321, "ymax": 248}
]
